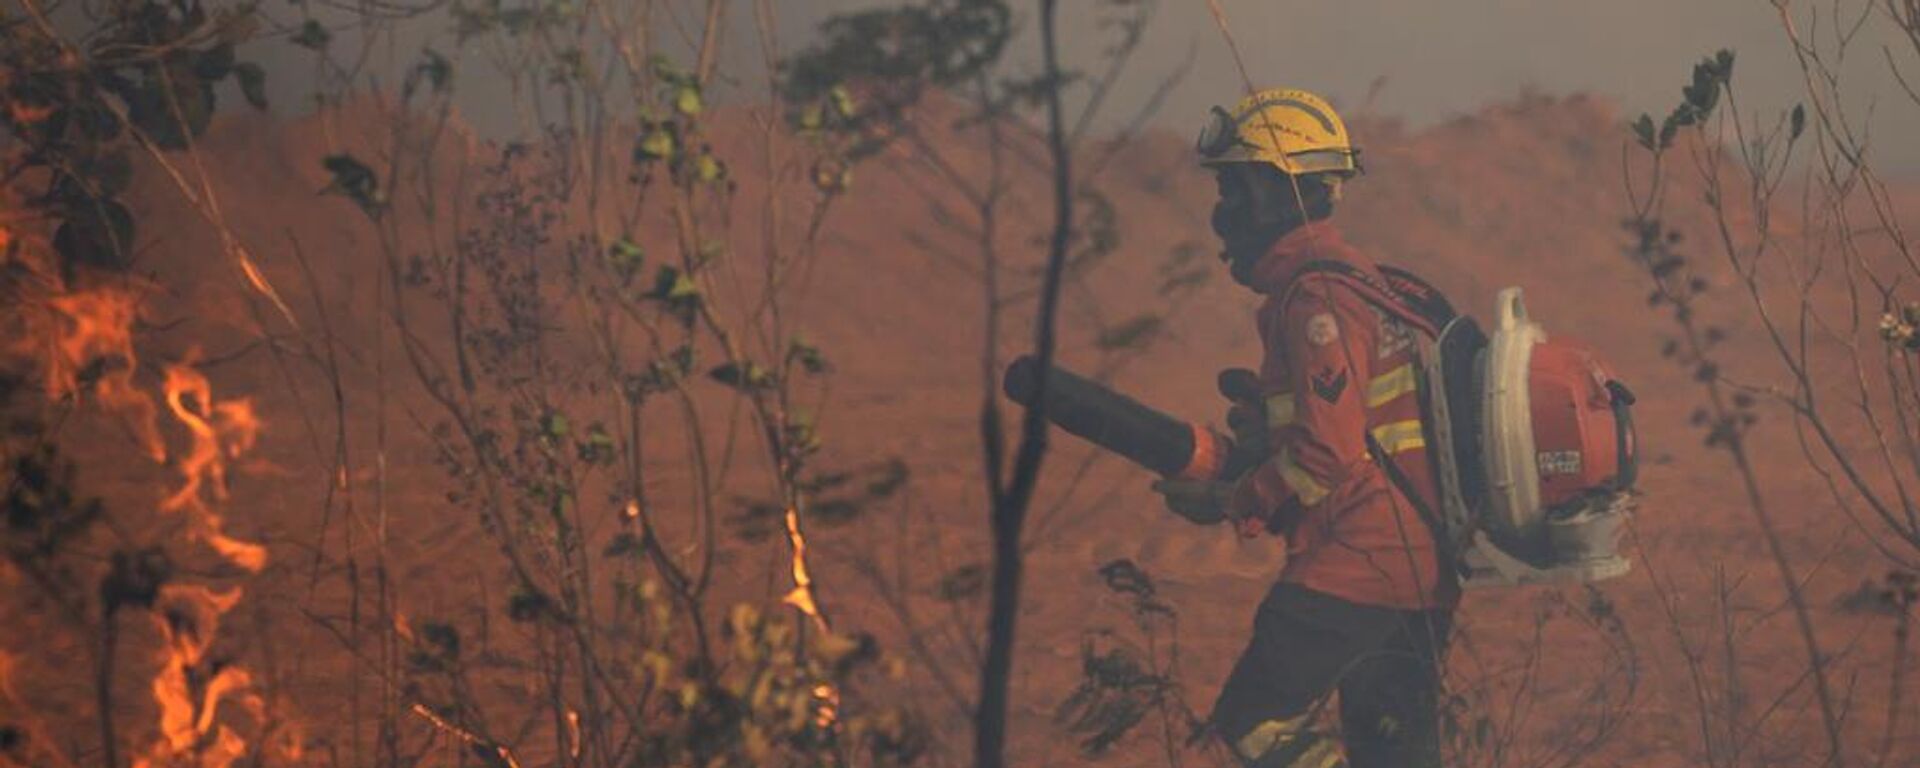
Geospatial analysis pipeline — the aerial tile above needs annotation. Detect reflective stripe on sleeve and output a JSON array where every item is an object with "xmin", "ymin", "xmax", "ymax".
[
  {"xmin": 1266, "ymin": 392, "xmax": 1297, "ymax": 428},
  {"xmin": 1275, "ymin": 448, "xmax": 1331, "ymax": 506},
  {"xmin": 1366, "ymin": 363, "xmax": 1418, "ymax": 408},
  {"xmin": 1234, "ymin": 715, "xmax": 1308, "ymax": 761},
  {"xmin": 1297, "ymin": 740, "xmax": 1346, "ymax": 768},
  {"xmin": 1369, "ymin": 420, "xmax": 1426, "ymax": 455}
]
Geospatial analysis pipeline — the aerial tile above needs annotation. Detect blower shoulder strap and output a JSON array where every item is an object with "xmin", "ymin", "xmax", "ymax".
[
  {"xmin": 1282, "ymin": 259, "xmax": 1452, "ymax": 338},
  {"xmin": 1284, "ymin": 259, "xmax": 1465, "ymax": 579}
]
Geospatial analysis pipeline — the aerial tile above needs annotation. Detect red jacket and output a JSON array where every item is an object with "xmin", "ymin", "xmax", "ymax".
[{"xmin": 1229, "ymin": 221, "xmax": 1457, "ymax": 610}]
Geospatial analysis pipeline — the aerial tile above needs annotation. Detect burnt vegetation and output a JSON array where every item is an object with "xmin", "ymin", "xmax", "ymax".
[{"xmin": 3, "ymin": 0, "xmax": 1919, "ymax": 767}]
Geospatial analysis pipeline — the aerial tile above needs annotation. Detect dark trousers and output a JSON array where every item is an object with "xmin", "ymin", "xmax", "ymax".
[{"xmin": 1210, "ymin": 582, "xmax": 1453, "ymax": 768}]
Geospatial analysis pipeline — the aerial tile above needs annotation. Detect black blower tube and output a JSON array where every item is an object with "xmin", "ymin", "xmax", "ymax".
[{"xmin": 1001, "ymin": 355, "xmax": 1202, "ymax": 477}]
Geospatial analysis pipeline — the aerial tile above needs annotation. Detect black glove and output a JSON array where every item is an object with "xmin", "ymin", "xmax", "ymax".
[
  {"xmin": 1152, "ymin": 478, "xmax": 1232, "ymax": 525},
  {"xmin": 1218, "ymin": 368, "xmax": 1268, "ymax": 479}
]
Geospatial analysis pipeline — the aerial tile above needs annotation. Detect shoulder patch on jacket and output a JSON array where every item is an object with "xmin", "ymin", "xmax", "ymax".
[
  {"xmin": 1305, "ymin": 312, "xmax": 1340, "ymax": 346},
  {"xmin": 1310, "ymin": 367, "xmax": 1348, "ymax": 403}
]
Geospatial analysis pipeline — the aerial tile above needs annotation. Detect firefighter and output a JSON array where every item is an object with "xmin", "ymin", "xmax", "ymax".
[{"xmin": 1156, "ymin": 88, "xmax": 1457, "ymax": 768}]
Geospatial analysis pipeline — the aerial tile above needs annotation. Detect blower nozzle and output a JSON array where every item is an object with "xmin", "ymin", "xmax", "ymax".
[{"xmin": 1002, "ymin": 355, "xmax": 1251, "ymax": 481}]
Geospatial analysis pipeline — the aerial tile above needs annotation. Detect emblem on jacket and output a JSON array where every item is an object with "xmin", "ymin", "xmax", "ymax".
[
  {"xmin": 1311, "ymin": 367, "xmax": 1348, "ymax": 403},
  {"xmin": 1305, "ymin": 312, "xmax": 1340, "ymax": 346},
  {"xmin": 1375, "ymin": 309, "xmax": 1414, "ymax": 359}
]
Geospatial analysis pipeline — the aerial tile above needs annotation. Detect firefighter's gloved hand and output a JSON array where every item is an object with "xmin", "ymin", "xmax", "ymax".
[
  {"xmin": 1225, "ymin": 402, "xmax": 1266, "ymax": 455},
  {"xmin": 1218, "ymin": 368, "xmax": 1266, "ymax": 441},
  {"xmin": 1152, "ymin": 478, "xmax": 1231, "ymax": 525},
  {"xmin": 1218, "ymin": 368, "xmax": 1269, "ymax": 473},
  {"xmin": 1228, "ymin": 474, "xmax": 1274, "ymax": 541}
]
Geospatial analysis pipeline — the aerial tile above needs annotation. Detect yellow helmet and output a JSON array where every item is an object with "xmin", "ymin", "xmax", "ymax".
[{"xmin": 1195, "ymin": 88, "xmax": 1360, "ymax": 177}]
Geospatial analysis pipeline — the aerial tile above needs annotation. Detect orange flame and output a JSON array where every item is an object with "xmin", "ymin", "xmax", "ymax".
[
  {"xmin": 1, "ymin": 210, "xmax": 287, "ymax": 765},
  {"xmin": 131, "ymin": 586, "xmax": 259, "ymax": 768},
  {"xmin": 159, "ymin": 355, "xmax": 267, "ymax": 572},
  {"xmin": 410, "ymin": 704, "xmax": 524, "ymax": 768},
  {"xmin": 780, "ymin": 505, "xmax": 841, "ymax": 729},
  {"xmin": 0, "ymin": 208, "xmax": 162, "ymax": 462},
  {"xmin": 37, "ymin": 287, "xmax": 167, "ymax": 462},
  {"xmin": 811, "ymin": 683, "xmax": 841, "ymax": 730},
  {"xmin": 781, "ymin": 505, "xmax": 828, "ymax": 632},
  {"xmin": 135, "ymin": 358, "xmax": 278, "ymax": 765}
]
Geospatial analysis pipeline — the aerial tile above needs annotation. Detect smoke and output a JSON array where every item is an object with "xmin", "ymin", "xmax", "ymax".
[
  {"xmin": 1100, "ymin": 0, "xmax": 1919, "ymax": 170},
  {"xmin": 236, "ymin": 0, "xmax": 1920, "ymax": 171}
]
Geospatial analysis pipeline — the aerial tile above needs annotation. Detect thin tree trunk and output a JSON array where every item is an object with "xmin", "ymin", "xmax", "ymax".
[{"xmin": 974, "ymin": 1, "xmax": 1073, "ymax": 766}]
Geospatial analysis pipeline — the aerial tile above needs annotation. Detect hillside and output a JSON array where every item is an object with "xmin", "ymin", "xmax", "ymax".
[{"xmin": 8, "ymin": 90, "xmax": 1917, "ymax": 767}]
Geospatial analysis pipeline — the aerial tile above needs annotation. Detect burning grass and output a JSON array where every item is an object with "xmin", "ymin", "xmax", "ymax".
[{"xmin": 1, "ymin": 210, "xmax": 291, "ymax": 767}]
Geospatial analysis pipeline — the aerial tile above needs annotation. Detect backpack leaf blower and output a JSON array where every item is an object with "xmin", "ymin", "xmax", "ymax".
[{"xmin": 1002, "ymin": 268, "xmax": 1642, "ymax": 589}]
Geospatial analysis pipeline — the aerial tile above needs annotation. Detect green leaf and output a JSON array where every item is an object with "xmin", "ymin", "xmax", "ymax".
[
  {"xmin": 608, "ymin": 237, "xmax": 644, "ymax": 278},
  {"xmin": 651, "ymin": 265, "xmax": 699, "ymax": 300},
  {"xmin": 694, "ymin": 241, "xmax": 725, "ymax": 266},
  {"xmin": 633, "ymin": 345, "xmax": 696, "ymax": 396},
  {"xmin": 1658, "ymin": 112, "xmax": 1681, "ymax": 150},
  {"xmin": 694, "ymin": 154, "xmax": 723, "ymax": 183},
  {"xmin": 195, "ymin": 43, "xmax": 237, "ymax": 80},
  {"xmin": 234, "ymin": 63, "xmax": 268, "ymax": 110},
  {"xmin": 127, "ymin": 60, "xmax": 215, "ymax": 149},
  {"xmin": 420, "ymin": 622, "xmax": 461, "ymax": 659},
  {"xmin": 798, "ymin": 105, "xmax": 824, "ymax": 131},
  {"xmin": 1789, "ymin": 103, "xmax": 1806, "ymax": 141},
  {"xmin": 321, "ymin": 154, "xmax": 385, "ymax": 218},
  {"xmin": 829, "ymin": 85, "xmax": 857, "ymax": 118},
  {"xmin": 673, "ymin": 85, "xmax": 703, "ymax": 116},
  {"xmin": 789, "ymin": 338, "xmax": 830, "ymax": 374},
  {"xmin": 507, "ymin": 586, "xmax": 552, "ymax": 623},
  {"xmin": 292, "ymin": 20, "xmax": 331, "ymax": 50},
  {"xmin": 415, "ymin": 49, "xmax": 453, "ymax": 95},
  {"xmin": 708, "ymin": 361, "xmax": 777, "ymax": 390},
  {"xmin": 636, "ymin": 128, "xmax": 675, "ymax": 161},
  {"xmin": 1631, "ymin": 114, "xmax": 1656, "ymax": 151},
  {"xmin": 649, "ymin": 54, "xmax": 689, "ymax": 85},
  {"xmin": 577, "ymin": 423, "xmax": 616, "ymax": 465}
]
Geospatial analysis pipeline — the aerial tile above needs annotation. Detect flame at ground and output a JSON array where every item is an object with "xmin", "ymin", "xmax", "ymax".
[
  {"xmin": 781, "ymin": 505, "xmax": 829, "ymax": 632},
  {"xmin": 18, "ymin": 287, "xmax": 168, "ymax": 463},
  {"xmin": 132, "ymin": 586, "xmax": 258, "ymax": 768},
  {"xmin": 0, "ymin": 211, "xmax": 164, "ymax": 461},
  {"xmin": 4, "ymin": 190, "xmax": 282, "ymax": 767},
  {"xmin": 780, "ymin": 505, "xmax": 842, "ymax": 730},
  {"xmin": 160, "ymin": 356, "xmax": 267, "ymax": 572},
  {"xmin": 128, "ymin": 360, "xmax": 283, "ymax": 767}
]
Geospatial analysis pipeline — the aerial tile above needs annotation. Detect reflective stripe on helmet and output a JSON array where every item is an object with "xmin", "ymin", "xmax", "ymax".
[{"xmin": 1236, "ymin": 96, "xmax": 1338, "ymax": 135}]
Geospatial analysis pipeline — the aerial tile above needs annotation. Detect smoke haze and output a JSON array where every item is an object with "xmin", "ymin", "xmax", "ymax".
[{"xmin": 248, "ymin": 0, "xmax": 1920, "ymax": 171}]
